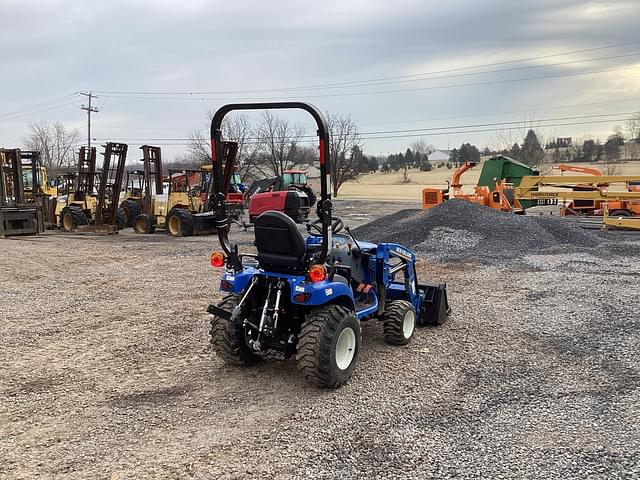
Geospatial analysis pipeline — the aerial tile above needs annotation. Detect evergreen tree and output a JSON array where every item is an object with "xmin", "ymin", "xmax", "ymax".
[
  {"xmin": 458, "ymin": 143, "xmax": 481, "ymax": 164},
  {"xmin": 509, "ymin": 143, "xmax": 521, "ymax": 160},
  {"xmin": 449, "ymin": 148, "xmax": 460, "ymax": 165},
  {"xmin": 520, "ymin": 130, "xmax": 544, "ymax": 166}
]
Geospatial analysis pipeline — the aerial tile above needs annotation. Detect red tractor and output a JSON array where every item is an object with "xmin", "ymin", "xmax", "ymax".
[{"xmin": 242, "ymin": 169, "xmax": 316, "ymax": 223}]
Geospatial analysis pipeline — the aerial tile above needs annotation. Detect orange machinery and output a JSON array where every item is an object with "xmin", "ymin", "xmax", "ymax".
[
  {"xmin": 422, "ymin": 161, "xmax": 522, "ymax": 212},
  {"xmin": 555, "ymin": 164, "xmax": 640, "ymax": 217}
]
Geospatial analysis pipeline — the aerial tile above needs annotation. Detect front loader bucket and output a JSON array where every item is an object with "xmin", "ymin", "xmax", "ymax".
[{"xmin": 418, "ymin": 283, "xmax": 450, "ymax": 326}]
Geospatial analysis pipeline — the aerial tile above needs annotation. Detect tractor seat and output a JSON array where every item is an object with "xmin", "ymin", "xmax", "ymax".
[{"xmin": 254, "ymin": 211, "xmax": 307, "ymax": 274}]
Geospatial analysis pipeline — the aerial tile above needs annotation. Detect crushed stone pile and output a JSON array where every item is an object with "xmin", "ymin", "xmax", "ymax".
[{"xmin": 351, "ymin": 199, "xmax": 604, "ymax": 262}]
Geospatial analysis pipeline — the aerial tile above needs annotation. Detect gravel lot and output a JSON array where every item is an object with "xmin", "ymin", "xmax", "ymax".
[{"xmin": 1, "ymin": 199, "xmax": 639, "ymax": 479}]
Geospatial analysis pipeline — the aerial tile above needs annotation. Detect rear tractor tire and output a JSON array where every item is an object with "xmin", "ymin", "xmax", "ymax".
[
  {"xmin": 166, "ymin": 208, "xmax": 194, "ymax": 237},
  {"xmin": 296, "ymin": 304, "xmax": 361, "ymax": 388},
  {"xmin": 209, "ymin": 296, "xmax": 261, "ymax": 366},
  {"xmin": 60, "ymin": 206, "xmax": 88, "ymax": 232},
  {"xmin": 120, "ymin": 199, "xmax": 141, "ymax": 227},
  {"xmin": 382, "ymin": 300, "xmax": 416, "ymax": 346},
  {"xmin": 133, "ymin": 214, "xmax": 155, "ymax": 234}
]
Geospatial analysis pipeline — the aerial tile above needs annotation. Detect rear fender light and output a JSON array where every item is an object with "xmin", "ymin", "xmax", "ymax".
[{"xmin": 294, "ymin": 293, "xmax": 311, "ymax": 303}]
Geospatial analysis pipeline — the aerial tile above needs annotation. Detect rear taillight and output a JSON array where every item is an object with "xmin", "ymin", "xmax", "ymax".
[
  {"xmin": 210, "ymin": 251, "xmax": 225, "ymax": 267},
  {"xmin": 309, "ymin": 264, "xmax": 327, "ymax": 283}
]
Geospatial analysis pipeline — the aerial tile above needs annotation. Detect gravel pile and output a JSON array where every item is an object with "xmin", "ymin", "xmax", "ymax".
[{"xmin": 352, "ymin": 200, "xmax": 603, "ymax": 262}]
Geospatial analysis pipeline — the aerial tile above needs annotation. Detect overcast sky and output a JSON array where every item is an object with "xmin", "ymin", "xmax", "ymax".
[{"xmin": 1, "ymin": 0, "xmax": 639, "ymax": 159}]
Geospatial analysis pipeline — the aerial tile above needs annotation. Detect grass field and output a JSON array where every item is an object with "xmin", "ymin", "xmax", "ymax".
[{"xmin": 337, "ymin": 160, "xmax": 640, "ymax": 201}]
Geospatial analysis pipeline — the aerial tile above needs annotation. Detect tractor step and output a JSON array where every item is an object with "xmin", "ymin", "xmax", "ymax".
[{"xmin": 207, "ymin": 304, "xmax": 232, "ymax": 320}]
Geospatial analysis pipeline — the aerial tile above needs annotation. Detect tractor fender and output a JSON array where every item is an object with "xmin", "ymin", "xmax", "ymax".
[
  {"xmin": 220, "ymin": 269, "xmax": 257, "ymax": 294},
  {"xmin": 219, "ymin": 270, "xmax": 356, "ymax": 311},
  {"xmin": 290, "ymin": 279, "xmax": 355, "ymax": 308}
]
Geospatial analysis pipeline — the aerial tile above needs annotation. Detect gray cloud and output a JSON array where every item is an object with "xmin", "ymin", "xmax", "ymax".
[{"xmin": 1, "ymin": 0, "xmax": 639, "ymax": 156}]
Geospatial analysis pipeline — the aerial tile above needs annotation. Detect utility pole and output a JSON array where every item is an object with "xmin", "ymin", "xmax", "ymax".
[{"xmin": 80, "ymin": 92, "xmax": 99, "ymax": 152}]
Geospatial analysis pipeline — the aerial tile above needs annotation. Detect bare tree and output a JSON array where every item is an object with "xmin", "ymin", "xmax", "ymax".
[
  {"xmin": 23, "ymin": 121, "xmax": 80, "ymax": 169},
  {"xmin": 492, "ymin": 116, "xmax": 547, "ymax": 160},
  {"xmin": 256, "ymin": 111, "xmax": 306, "ymax": 177},
  {"xmin": 625, "ymin": 112, "xmax": 640, "ymax": 160},
  {"xmin": 601, "ymin": 160, "xmax": 620, "ymax": 175},
  {"xmin": 163, "ymin": 153, "xmax": 200, "ymax": 173},
  {"xmin": 187, "ymin": 110, "xmax": 258, "ymax": 177},
  {"xmin": 410, "ymin": 139, "xmax": 434, "ymax": 156},
  {"xmin": 327, "ymin": 112, "xmax": 362, "ymax": 197},
  {"xmin": 187, "ymin": 128, "xmax": 210, "ymax": 165}
]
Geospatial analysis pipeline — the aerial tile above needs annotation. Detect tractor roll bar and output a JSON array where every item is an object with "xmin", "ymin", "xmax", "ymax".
[{"xmin": 210, "ymin": 102, "xmax": 332, "ymax": 272}]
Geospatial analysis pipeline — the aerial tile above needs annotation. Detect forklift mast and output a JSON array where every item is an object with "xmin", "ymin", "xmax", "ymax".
[
  {"xmin": 0, "ymin": 148, "xmax": 26, "ymax": 205},
  {"xmin": 139, "ymin": 145, "xmax": 164, "ymax": 216},
  {"xmin": 95, "ymin": 143, "xmax": 127, "ymax": 226},
  {"xmin": 19, "ymin": 151, "xmax": 42, "ymax": 196},
  {"xmin": 76, "ymin": 147, "xmax": 97, "ymax": 195}
]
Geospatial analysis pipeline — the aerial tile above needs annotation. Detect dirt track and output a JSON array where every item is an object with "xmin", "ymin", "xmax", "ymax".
[{"xmin": 1, "ymin": 200, "xmax": 639, "ymax": 479}]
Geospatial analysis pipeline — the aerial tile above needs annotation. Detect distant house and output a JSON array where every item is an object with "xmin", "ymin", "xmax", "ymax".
[
  {"xmin": 427, "ymin": 150, "xmax": 452, "ymax": 162},
  {"xmin": 305, "ymin": 166, "xmax": 321, "ymax": 179},
  {"xmin": 556, "ymin": 137, "xmax": 572, "ymax": 147}
]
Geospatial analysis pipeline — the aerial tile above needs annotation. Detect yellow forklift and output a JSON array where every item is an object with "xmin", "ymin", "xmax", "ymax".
[
  {"xmin": 119, "ymin": 169, "xmax": 147, "ymax": 227},
  {"xmin": 56, "ymin": 144, "xmax": 127, "ymax": 233},
  {"xmin": 134, "ymin": 143, "xmax": 239, "ymax": 236}
]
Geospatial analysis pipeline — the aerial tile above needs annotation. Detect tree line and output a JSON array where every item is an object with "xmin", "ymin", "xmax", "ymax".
[{"xmin": 19, "ymin": 111, "xmax": 640, "ymax": 196}]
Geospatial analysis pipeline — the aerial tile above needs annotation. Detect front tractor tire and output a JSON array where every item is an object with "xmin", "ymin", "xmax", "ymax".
[
  {"xmin": 166, "ymin": 208, "xmax": 194, "ymax": 237},
  {"xmin": 209, "ymin": 296, "xmax": 261, "ymax": 366},
  {"xmin": 60, "ymin": 206, "xmax": 88, "ymax": 231},
  {"xmin": 296, "ymin": 305, "xmax": 361, "ymax": 388},
  {"xmin": 382, "ymin": 300, "xmax": 416, "ymax": 346}
]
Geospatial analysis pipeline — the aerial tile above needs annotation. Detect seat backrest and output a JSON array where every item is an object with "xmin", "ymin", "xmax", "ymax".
[{"xmin": 254, "ymin": 211, "xmax": 307, "ymax": 273}]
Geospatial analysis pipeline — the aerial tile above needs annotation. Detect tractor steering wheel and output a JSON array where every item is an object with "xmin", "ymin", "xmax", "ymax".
[{"xmin": 309, "ymin": 217, "xmax": 344, "ymax": 235}]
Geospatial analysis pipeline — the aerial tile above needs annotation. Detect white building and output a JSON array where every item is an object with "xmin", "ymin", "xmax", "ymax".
[{"xmin": 427, "ymin": 150, "xmax": 452, "ymax": 162}]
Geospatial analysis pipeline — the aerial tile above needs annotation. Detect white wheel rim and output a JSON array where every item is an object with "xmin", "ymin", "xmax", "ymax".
[
  {"xmin": 335, "ymin": 327, "xmax": 356, "ymax": 370},
  {"xmin": 403, "ymin": 309, "xmax": 415, "ymax": 339}
]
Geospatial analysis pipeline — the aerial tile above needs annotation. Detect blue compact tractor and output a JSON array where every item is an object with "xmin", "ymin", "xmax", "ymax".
[{"xmin": 207, "ymin": 102, "xmax": 449, "ymax": 388}]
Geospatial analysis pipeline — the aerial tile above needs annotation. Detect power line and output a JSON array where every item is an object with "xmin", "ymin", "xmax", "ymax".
[
  {"xmin": 291, "ymin": 52, "xmax": 640, "ymax": 90},
  {"xmin": 92, "ymin": 40, "xmax": 640, "ymax": 95},
  {"xmin": 0, "ymin": 93, "xmax": 80, "ymax": 120},
  {"xmin": 360, "ymin": 118, "xmax": 636, "ymax": 141},
  {"xmin": 89, "ymin": 97, "xmax": 640, "ymax": 133},
  {"xmin": 91, "ymin": 112, "xmax": 635, "ymax": 144},
  {"xmin": 0, "ymin": 100, "xmax": 81, "ymax": 124},
  {"xmin": 96, "ymin": 65, "xmax": 640, "ymax": 102},
  {"xmin": 360, "ymin": 98, "xmax": 640, "ymax": 126}
]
